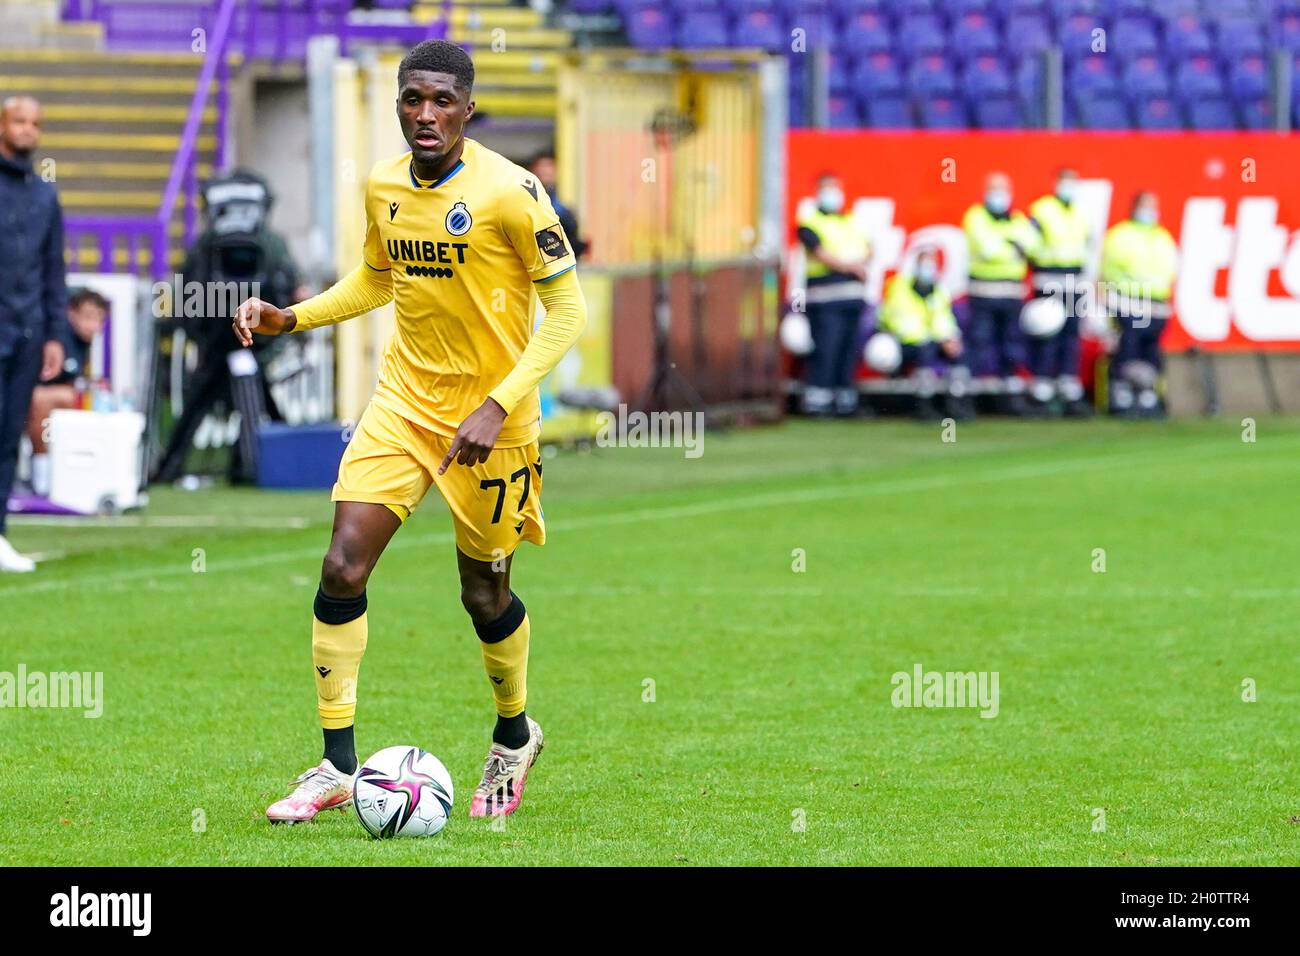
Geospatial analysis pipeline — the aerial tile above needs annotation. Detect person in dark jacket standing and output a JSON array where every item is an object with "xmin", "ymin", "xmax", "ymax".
[{"xmin": 0, "ymin": 96, "xmax": 67, "ymax": 572}]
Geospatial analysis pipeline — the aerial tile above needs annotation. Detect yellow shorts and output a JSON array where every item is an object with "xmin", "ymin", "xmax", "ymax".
[{"xmin": 333, "ymin": 401, "xmax": 545, "ymax": 562}]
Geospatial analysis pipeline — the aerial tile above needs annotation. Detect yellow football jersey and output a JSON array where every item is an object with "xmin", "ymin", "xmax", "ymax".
[{"xmin": 349, "ymin": 138, "xmax": 577, "ymax": 447}]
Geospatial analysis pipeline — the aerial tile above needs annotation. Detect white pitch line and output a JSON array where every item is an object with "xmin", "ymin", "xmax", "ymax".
[{"xmin": 0, "ymin": 436, "xmax": 1275, "ymax": 597}]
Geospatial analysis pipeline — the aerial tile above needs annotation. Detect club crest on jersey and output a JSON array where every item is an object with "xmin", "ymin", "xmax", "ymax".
[{"xmin": 445, "ymin": 202, "xmax": 472, "ymax": 237}]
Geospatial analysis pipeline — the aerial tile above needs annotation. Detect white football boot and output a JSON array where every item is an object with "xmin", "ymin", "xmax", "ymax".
[
  {"xmin": 469, "ymin": 717, "xmax": 544, "ymax": 818},
  {"xmin": 266, "ymin": 759, "xmax": 355, "ymax": 824}
]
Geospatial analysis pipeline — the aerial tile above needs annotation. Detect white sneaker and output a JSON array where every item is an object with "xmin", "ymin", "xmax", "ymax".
[{"xmin": 0, "ymin": 535, "xmax": 35, "ymax": 573}]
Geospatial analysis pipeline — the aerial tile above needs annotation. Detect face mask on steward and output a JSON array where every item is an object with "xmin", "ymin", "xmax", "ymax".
[
  {"xmin": 817, "ymin": 185, "xmax": 845, "ymax": 214},
  {"xmin": 985, "ymin": 189, "xmax": 1011, "ymax": 215}
]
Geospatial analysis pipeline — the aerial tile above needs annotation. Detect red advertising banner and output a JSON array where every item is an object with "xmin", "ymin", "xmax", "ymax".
[{"xmin": 788, "ymin": 131, "xmax": 1300, "ymax": 351}]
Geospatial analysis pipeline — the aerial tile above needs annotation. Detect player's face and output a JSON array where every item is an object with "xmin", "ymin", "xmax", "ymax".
[
  {"xmin": 0, "ymin": 98, "xmax": 42, "ymax": 156},
  {"xmin": 397, "ymin": 71, "xmax": 474, "ymax": 168}
]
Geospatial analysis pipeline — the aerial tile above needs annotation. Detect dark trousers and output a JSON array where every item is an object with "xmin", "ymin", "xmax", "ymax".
[
  {"xmin": 806, "ymin": 300, "xmax": 861, "ymax": 391},
  {"xmin": 1026, "ymin": 284, "xmax": 1083, "ymax": 380},
  {"xmin": 900, "ymin": 342, "xmax": 967, "ymax": 376},
  {"xmin": 967, "ymin": 295, "xmax": 1025, "ymax": 378},
  {"xmin": 1114, "ymin": 315, "xmax": 1167, "ymax": 376},
  {"xmin": 0, "ymin": 335, "xmax": 44, "ymax": 533}
]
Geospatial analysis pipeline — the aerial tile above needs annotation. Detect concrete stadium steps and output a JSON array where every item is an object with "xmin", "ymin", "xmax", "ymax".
[
  {"xmin": 411, "ymin": 1, "xmax": 570, "ymax": 120},
  {"xmin": 0, "ymin": 48, "xmax": 224, "ymax": 272}
]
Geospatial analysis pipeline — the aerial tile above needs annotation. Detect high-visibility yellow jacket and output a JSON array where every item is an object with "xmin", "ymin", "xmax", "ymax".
[
  {"xmin": 1028, "ymin": 193, "xmax": 1089, "ymax": 272},
  {"xmin": 962, "ymin": 202, "xmax": 1036, "ymax": 284},
  {"xmin": 879, "ymin": 273, "xmax": 958, "ymax": 345},
  {"xmin": 1101, "ymin": 219, "xmax": 1177, "ymax": 302},
  {"xmin": 797, "ymin": 207, "xmax": 869, "ymax": 305}
]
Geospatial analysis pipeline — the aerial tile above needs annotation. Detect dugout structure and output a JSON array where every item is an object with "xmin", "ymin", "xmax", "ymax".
[{"xmin": 555, "ymin": 49, "xmax": 786, "ymax": 422}]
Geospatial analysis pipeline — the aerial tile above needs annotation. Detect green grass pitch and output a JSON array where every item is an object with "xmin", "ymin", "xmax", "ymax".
[{"xmin": 1, "ymin": 417, "xmax": 1297, "ymax": 866}]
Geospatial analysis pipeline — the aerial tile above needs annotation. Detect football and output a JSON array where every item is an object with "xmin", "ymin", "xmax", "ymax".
[{"xmin": 353, "ymin": 746, "xmax": 455, "ymax": 839}]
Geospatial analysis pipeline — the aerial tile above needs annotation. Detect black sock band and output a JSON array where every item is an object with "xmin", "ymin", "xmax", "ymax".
[
  {"xmin": 323, "ymin": 726, "xmax": 357, "ymax": 775},
  {"xmin": 474, "ymin": 592, "xmax": 526, "ymax": 644},
  {"xmin": 314, "ymin": 586, "xmax": 367, "ymax": 625}
]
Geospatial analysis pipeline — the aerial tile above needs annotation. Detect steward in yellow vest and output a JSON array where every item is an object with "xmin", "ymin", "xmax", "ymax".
[
  {"xmin": 1102, "ymin": 191, "xmax": 1178, "ymax": 419},
  {"xmin": 795, "ymin": 174, "xmax": 871, "ymax": 417},
  {"xmin": 1025, "ymin": 168, "xmax": 1093, "ymax": 415}
]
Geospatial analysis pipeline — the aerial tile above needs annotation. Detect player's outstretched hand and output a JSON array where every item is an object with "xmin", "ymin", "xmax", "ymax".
[
  {"xmin": 440, "ymin": 399, "xmax": 507, "ymax": 473},
  {"xmin": 232, "ymin": 297, "xmax": 296, "ymax": 347}
]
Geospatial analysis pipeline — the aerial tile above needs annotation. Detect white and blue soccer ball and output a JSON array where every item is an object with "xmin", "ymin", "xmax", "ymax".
[{"xmin": 353, "ymin": 746, "xmax": 454, "ymax": 839}]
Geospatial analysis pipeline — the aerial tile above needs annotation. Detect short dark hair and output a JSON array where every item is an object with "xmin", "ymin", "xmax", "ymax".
[
  {"xmin": 398, "ymin": 40, "xmax": 475, "ymax": 94},
  {"xmin": 69, "ymin": 288, "xmax": 109, "ymax": 313}
]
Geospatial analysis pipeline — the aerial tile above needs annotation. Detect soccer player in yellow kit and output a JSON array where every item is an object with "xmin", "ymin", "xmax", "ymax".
[{"xmin": 232, "ymin": 40, "xmax": 586, "ymax": 821}]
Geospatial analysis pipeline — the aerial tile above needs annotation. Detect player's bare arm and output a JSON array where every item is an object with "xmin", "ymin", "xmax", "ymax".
[{"xmin": 231, "ymin": 297, "xmax": 296, "ymax": 346}]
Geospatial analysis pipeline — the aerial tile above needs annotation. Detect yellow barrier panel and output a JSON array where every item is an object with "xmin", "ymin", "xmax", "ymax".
[{"xmin": 556, "ymin": 51, "xmax": 765, "ymax": 268}]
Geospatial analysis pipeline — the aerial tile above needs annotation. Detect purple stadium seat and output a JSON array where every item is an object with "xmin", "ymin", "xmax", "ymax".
[
  {"xmin": 918, "ymin": 96, "xmax": 971, "ymax": 129},
  {"xmin": 1111, "ymin": 0, "xmax": 1154, "ymax": 15},
  {"xmin": 950, "ymin": 0, "xmax": 994, "ymax": 15},
  {"xmin": 1240, "ymin": 98, "xmax": 1275, "ymax": 130},
  {"xmin": 827, "ymin": 51, "xmax": 855, "ymax": 93},
  {"xmin": 1205, "ymin": 0, "xmax": 1259, "ymax": 21},
  {"xmin": 1069, "ymin": 55, "xmax": 1120, "ymax": 95},
  {"xmin": 1280, "ymin": 14, "xmax": 1300, "ymax": 53},
  {"xmin": 1047, "ymin": 0, "xmax": 1101, "ymax": 17},
  {"xmin": 907, "ymin": 55, "xmax": 959, "ymax": 96},
  {"xmin": 730, "ymin": 0, "xmax": 779, "ymax": 9},
  {"xmin": 828, "ymin": 94, "xmax": 862, "ymax": 128},
  {"xmin": 853, "ymin": 52, "xmax": 905, "ymax": 96},
  {"xmin": 1057, "ymin": 14, "xmax": 1109, "ymax": 57},
  {"xmin": 675, "ymin": 11, "xmax": 729, "ymax": 48},
  {"xmin": 961, "ymin": 55, "xmax": 1013, "ymax": 98},
  {"xmin": 1076, "ymin": 94, "xmax": 1132, "ymax": 129},
  {"xmin": 841, "ymin": 0, "xmax": 886, "ymax": 12},
  {"xmin": 1164, "ymin": 16, "xmax": 1213, "ymax": 59},
  {"xmin": 789, "ymin": 0, "xmax": 833, "ymax": 22},
  {"xmin": 841, "ymin": 10, "xmax": 893, "ymax": 57},
  {"xmin": 863, "ymin": 93, "xmax": 915, "ymax": 127},
  {"xmin": 1156, "ymin": 0, "xmax": 1203, "ymax": 16},
  {"xmin": 950, "ymin": 12, "xmax": 1001, "ymax": 58},
  {"xmin": 1110, "ymin": 16, "xmax": 1160, "ymax": 58},
  {"xmin": 1186, "ymin": 97, "xmax": 1238, "ymax": 130},
  {"xmin": 734, "ymin": 9, "xmax": 787, "ymax": 52},
  {"xmin": 626, "ymin": 6, "xmax": 673, "ymax": 47},
  {"xmin": 891, "ymin": 0, "xmax": 938, "ymax": 15},
  {"xmin": 789, "ymin": 12, "xmax": 835, "ymax": 49},
  {"xmin": 569, "ymin": 0, "xmax": 614, "ymax": 13},
  {"xmin": 1015, "ymin": 53, "xmax": 1043, "ymax": 103},
  {"xmin": 1215, "ymin": 19, "xmax": 1266, "ymax": 58},
  {"xmin": 1228, "ymin": 56, "xmax": 1269, "ymax": 101},
  {"xmin": 1174, "ymin": 57, "xmax": 1226, "ymax": 100},
  {"xmin": 673, "ymin": 0, "xmax": 723, "ymax": 11},
  {"xmin": 973, "ymin": 95, "xmax": 1025, "ymax": 129},
  {"xmin": 1006, "ymin": 0, "xmax": 1049, "ymax": 12},
  {"xmin": 1004, "ymin": 13, "xmax": 1054, "ymax": 53},
  {"xmin": 1122, "ymin": 55, "xmax": 1171, "ymax": 98},
  {"xmin": 1133, "ymin": 96, "xmax": 1183, "ymax": 130},
  {"xmin": 896, "ymin": 14, "xmax": 948, "ymax": 58}
]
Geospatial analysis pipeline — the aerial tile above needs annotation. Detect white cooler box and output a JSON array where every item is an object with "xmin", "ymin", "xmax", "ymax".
[{"xmin": 49, "ymin": 409, "xmax": 146, "ymax": 515}]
